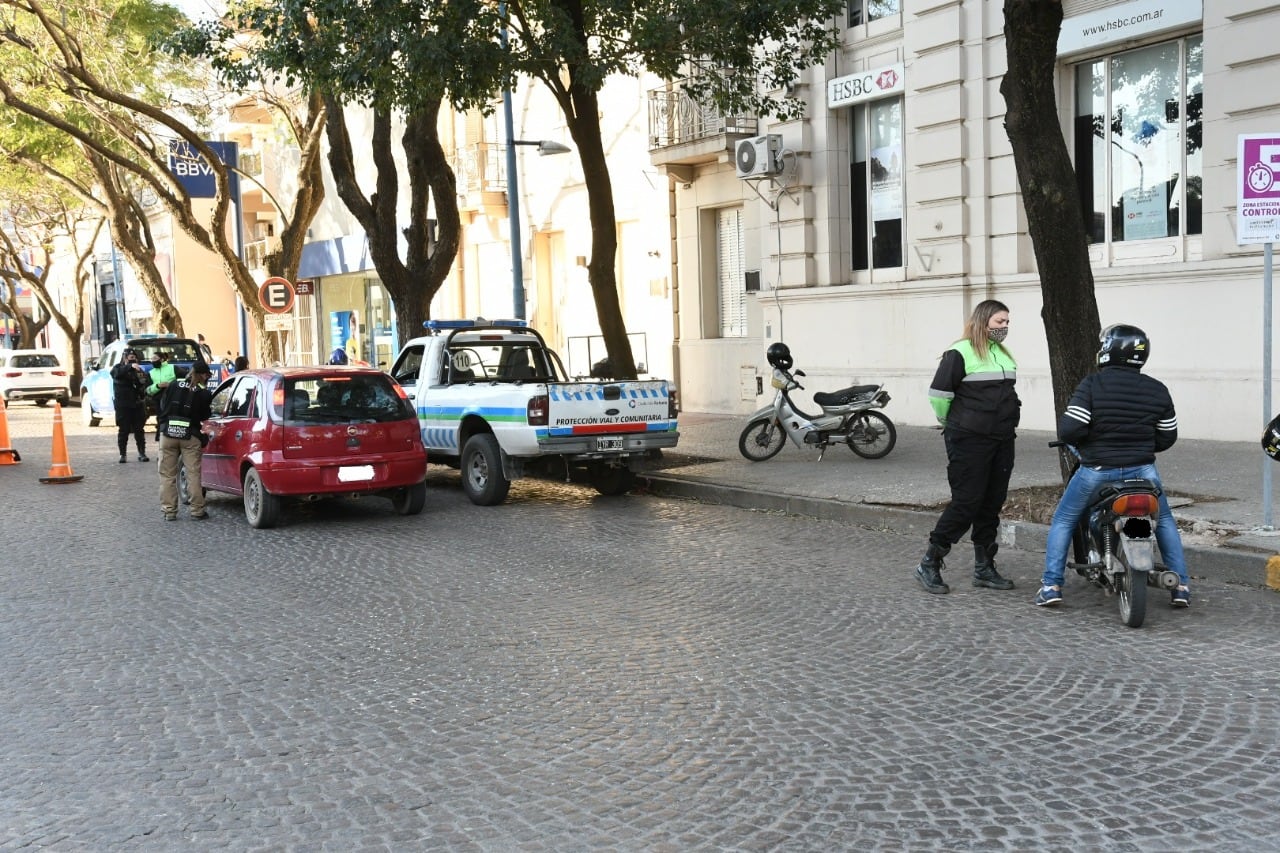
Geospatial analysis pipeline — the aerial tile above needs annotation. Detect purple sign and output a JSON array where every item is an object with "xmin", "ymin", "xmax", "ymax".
[{"xmin": 1238, "ymin": 134, "xmax": 1280, "ymax": 245}]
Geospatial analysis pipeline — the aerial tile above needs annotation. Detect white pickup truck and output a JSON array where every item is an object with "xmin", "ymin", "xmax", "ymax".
[{"xmin": 388, "ymin": 319, "xmax": 679, "ymax": 505}]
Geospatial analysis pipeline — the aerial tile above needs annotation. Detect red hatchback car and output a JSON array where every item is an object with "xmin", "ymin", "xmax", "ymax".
[{"xmin": 200, "ymin": 366, "xmax": 428, "ymax": 528}]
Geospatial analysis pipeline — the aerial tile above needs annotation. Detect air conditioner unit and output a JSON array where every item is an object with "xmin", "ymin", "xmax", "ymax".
[{"xmin": 735, "ymin": 134, "xmax": 783, "ymax": 179}]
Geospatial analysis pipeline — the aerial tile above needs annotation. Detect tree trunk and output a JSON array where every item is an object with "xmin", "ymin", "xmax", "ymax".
[
  {"xmin": 324, "ymin": 98, "xmax": 459, "ymax": 352},
  {"xmin": 1001, "ymin": 0, "xmax": 1101, "ymax": 481},
  {"xmin": 565, "ymin": 88, "xmax": 637, "ymax": 380}
]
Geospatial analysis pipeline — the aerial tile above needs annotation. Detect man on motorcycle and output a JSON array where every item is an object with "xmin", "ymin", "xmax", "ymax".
[{"xmin": 1035, "ymin": 324, "xmax": 1191, "ymax": 608}]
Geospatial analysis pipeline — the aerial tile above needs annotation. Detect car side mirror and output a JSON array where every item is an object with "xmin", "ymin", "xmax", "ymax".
[{"xmin": 86, "ymin": 358, "xmax": 99, "ymax": 371}]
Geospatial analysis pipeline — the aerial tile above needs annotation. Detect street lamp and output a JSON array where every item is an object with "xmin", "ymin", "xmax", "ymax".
[{"xmin": 502, "ymin": 93, "xmax": 571, "ymax": 319}]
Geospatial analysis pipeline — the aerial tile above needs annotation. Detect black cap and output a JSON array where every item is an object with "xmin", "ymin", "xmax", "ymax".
[
  {"xmin": 122, "ymin": 347, "xmax": 137, "ymax": 358},
  {"xmin": 192, "ymin": 360, "xmax": 212, "ymax": 376}
]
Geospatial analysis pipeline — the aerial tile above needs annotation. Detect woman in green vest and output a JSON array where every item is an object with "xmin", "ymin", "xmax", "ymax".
[{"xmin": 915, "ymin": 299, "xmax": 1020, "ymax": 595}]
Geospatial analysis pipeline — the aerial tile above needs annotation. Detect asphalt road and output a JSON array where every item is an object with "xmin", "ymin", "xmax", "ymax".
[{"xmin": 2, "ymin": 402, "xmax": 1279, "ymax": 850}]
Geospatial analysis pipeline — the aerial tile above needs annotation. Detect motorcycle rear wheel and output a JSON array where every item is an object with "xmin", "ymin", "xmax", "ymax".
[
  {"xmin": 846, "ymin": 411, "xmax": 897, "ymax": 459},
  {"xmin": 1117, "ymin": 564, "xmax": 1148, "ymax": 628},
  {"xmin": 739, "ymin": 419, "xmax": 786, "ymax": 461}
]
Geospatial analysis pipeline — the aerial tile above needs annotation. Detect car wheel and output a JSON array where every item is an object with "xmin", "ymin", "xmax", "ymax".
[
  {"xmin": 460, "ymin": 433, "xmax": 510, "ymax": 506},
  {"xmin": 80, "ymin": 396, "xmax": 100, "ymax": 427},
  {"xmin": 35, "ymin": 398, "xmax": 48, "ymax": 407},
  {"xmin": 243, "ymin": 467, "xmax": 281, "ymax": 529},
  {"xmin": 391, "ymin": 481, "xmax": 427, "ymax": 516}
]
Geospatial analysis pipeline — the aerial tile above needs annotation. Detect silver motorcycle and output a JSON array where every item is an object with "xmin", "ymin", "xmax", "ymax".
[{"xmin": 739, "ymin": 364, "xmax": 896, "ymax": 462}]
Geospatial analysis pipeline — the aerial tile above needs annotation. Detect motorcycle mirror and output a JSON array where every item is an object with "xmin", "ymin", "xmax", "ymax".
[{"xmin": 795, "ymin": 369, "xmax": 806, "ymax": 377}]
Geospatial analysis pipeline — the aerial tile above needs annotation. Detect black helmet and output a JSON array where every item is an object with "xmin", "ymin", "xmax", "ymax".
[
  {"xmin": 1097, "ymin": 324, "xmax": 1150, "ymax": 368},
  {"xmin": 1264, "ymin": 414, "xmax": 1280, "ymax": 461},
  {"xmin": 766, "ymin": 342, "xmax": 793, "ymax": 370}
]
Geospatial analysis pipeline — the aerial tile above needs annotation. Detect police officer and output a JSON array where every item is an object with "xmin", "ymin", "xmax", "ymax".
[
  {"xmin": 157, "ymin": 361, "xmax": 213, "ymax": 521},
  {"xmin": 109, "ymin": 347, "xmax": 150, "ymax": 463}
]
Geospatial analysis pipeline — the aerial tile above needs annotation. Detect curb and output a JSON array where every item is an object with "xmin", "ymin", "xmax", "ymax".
[{"xmin": 641, "ymin": 473, "xmax": 1276, "ymax": 591}]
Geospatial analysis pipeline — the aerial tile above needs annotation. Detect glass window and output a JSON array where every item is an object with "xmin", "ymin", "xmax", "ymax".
[
  {"xmin": 12, "ymin": 354, "xmax": 59, "ymax": 368},
  {"xmin": 1073, "ymin": 35, "xmax": 1202, "ymax": 245},
  {"xmin": 716, "ymin": 207, "xmax": 746, "ymax": 338},
  {"xmin": 851, "ymin": 98, "xmax": 904, "ymax": 271},
  {"xmin": 301, "ymin": 375, "xmax": 412, "ymax": 423},
  {"xmin": 848, "ymin": 0, "xmax": 899, "ymax": 27},
  {"xmin": 226, "ymin": 376, "xmax": 257, "ymax": 418}
]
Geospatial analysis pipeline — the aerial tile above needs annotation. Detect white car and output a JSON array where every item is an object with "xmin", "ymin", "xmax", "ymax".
[{"xmin": 0, "ymin": 349, "xmax": 70, "ymax": 407}]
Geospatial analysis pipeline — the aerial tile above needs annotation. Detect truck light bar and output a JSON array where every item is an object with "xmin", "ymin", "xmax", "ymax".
[{"xmin": 424, "ymin": 318, "xmax": 528, "ymax": 331}]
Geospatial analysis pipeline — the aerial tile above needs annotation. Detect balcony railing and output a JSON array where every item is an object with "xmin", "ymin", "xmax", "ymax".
[
  {"xmin": 455, "ymin": 142, "xmax": 507, "ymax": 195},
  {"xmin": 244, "ymin": 239, "xmax": 268, "ymax": 270},
  {"xmin": 647, "ymin": 81, "xmax": 757, "ymax": 149}
]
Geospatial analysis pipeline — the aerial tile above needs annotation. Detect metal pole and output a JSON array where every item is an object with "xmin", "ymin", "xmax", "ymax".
[
  {"xmin": 233, "ymin": 156, "xmax": 249, "ymax": 360},
  {"xmin": 109, "ymin": 241, "xmax": 125, "ymax": 337},
  {"xmin": 500, "ymin": 1, "xmax": 524, "ymax": 320},
  {"xmin": 1264, "ymin": 241, "xmax": 1274, "ymax": 529}
]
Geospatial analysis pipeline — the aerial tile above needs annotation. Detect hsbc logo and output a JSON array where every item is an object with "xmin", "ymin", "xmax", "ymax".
[{"xmin": 827, "ymin": 63, "xmax": 906, "ymax": 109}]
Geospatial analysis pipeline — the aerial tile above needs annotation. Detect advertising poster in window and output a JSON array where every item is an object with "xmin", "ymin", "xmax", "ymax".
[
  {"xmin": 1122, "ymin": 185, "xmax": 1167, "ymax": 241},
  {"xmin": 870, "ymin": 143, "xmax": 902, "ymax": 223}
]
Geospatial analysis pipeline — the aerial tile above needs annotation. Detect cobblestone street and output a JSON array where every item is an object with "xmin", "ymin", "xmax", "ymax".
[{"xmin": 2, "ymin": 405, "xmax": 1279, "ymax": 850}]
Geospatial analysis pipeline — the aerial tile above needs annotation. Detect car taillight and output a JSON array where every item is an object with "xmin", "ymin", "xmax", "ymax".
[
  {"xmin": 53, "ymin": 370, "xmax": 67, "ymax": 376},
  {"xmin": 1112, "ymin": 493, "xmax": 1159, "ymax": 516},
  {"xmin": 392, "ymin": 383, "xmax": 409, "ymax": 400},
  {"xmin": 3, "ymin": 372, "xmax": 20, "ymax": 378},
  {"xmin": 272, "ymin": 385, "xmax": 285, "ymax": 416},
  {"xmin": 668, "ymin": 387, "xmax": 679, "ymax": 419},
  {"xmin": 527, "ymin": 394, "xmax": 549, "ymax": 426}
]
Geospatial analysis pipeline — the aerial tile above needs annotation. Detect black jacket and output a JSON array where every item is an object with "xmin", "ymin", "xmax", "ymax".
[
  {"xmin": 1058, "ymin": 365, "xmax": 1177, "ymax": 467},
  {"xmin": 158, "ymin": 378, "xmax": 213, "ymax": 439},
  {"xmin": 110, "ymin": 362, "xmax": 149, "ymax": 410}
]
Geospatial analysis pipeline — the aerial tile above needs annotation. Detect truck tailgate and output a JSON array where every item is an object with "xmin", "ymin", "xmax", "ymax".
[{"xmin": 543, "ymin": 381, "xmax": 677, "ymax": 450}]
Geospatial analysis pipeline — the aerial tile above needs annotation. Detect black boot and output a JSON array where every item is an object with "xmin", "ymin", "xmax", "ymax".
[
  {"xmin": 915, "ymin": 543, "xmax": 950, "ymax": 594},
  {"xmin": 973, "ymin": 542, "xmax": 1015, "ymax": 590}
]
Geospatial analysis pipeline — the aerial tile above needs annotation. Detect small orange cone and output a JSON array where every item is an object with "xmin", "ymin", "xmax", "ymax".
[
  {"xmin": 0, "ymin": 397, "xmax": 18, "ymax": 464},
  {"xmin": 39, "ymin": 402, "xmax": 83, "ymax": 484}
]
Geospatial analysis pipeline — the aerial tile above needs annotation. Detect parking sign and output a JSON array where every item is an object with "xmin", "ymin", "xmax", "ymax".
[
  {"xmin": 1238, "ymin": 133, "xmax": 1280, "ymax": 245},
  {"xmin": 257, "ymin": 277, "xmax": 296, "ymax": 314}
]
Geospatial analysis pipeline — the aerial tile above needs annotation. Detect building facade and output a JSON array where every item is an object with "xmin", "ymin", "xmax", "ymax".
[{"xmin": 651, "ymin": 0, "xmax": 1278, "ymax": 441}]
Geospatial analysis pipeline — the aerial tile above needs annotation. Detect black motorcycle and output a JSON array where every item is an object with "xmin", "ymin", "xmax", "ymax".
[{"xmin": 1051, "ymin": 442, "xmax": 1180, "ymax": 628}]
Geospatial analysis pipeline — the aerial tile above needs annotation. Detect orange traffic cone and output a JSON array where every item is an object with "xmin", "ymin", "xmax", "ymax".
[
  {"xmin": 0, "ymin": 397, "xmax": 18, "ymax": 464},
  {"xmin": 39, "ymin": 402, "xmax": 83, "ymax": 484}
]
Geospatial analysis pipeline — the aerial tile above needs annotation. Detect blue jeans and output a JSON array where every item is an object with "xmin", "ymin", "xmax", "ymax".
[{"xmin": 1042, "ymin": 462, "xmax": 1188, "ymax": 588}]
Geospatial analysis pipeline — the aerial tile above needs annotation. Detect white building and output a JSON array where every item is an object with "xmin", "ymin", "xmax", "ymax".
[{"xmin": 651, "ymin": 0, "xmax": 1278, "ymax": 441}]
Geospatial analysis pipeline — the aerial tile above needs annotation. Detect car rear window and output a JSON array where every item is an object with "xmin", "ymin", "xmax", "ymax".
[
  {"xmin": 132, "ymin": 341, "xmax": 200, "ymax": 362},
  {"xmin": 11, "ymin": 354, "xmax": 59, "ymax": 368},
  {"xmin": 283, "ymin": 375, "xmax": 413, "ymax": 424}
]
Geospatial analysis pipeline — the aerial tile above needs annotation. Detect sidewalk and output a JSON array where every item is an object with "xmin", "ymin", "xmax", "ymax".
[{"xmin": 641, "ymin": 412, "xmax": 1280, "ymax": 590}]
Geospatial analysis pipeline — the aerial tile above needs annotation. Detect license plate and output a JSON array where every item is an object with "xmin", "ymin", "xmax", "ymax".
[
  {"xmin": 338, "ymin": 465, "xmax": 375, "ymax": 482},
  {"xmin": 596, "ymin": 437, "xmax": 624, "ymax": 451}
]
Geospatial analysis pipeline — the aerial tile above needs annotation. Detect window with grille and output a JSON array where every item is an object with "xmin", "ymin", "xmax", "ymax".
[{"xmin": 716, "ymin": 207, "xmax": 746, "ymax": 338}]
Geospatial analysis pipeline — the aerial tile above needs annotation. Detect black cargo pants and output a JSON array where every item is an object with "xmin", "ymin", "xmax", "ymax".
[{"xmin": 928, "ymin": 428, "xmax": 1016, "ymax": 550}]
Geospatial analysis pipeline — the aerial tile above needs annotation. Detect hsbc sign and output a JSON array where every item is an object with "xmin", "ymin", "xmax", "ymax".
[{"xmin": 827, "ymin": 63, "xmax": 905, "ymax": 109}]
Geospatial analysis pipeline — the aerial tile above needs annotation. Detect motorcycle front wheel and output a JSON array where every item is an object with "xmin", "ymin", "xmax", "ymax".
[
  {"xmin": 739, "ymin": 418, "xmax": 786, "ymax": 461},
  {"xmin": 846, "ymin": 411, "xmax": 898, "ymax": 459},
  {"xmin": 1117, "ymin": 564, "xmax": 1148, "ymax": 628}
]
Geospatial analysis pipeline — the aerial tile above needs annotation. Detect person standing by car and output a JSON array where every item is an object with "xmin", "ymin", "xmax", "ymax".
[
  {"xmin": 197, "ymin": 333, "xmax": 214, "ymax": 363},
  {"xmin": 109, "ymin": 347, "xmax": 150, "ymax": 463},
  {"xmin": 914, "ymin": 299, "xmax": 1020, "ymax": 595},
  {"xmin": 146, "ymin": 350, "xmax": 176, "ymax": 396},
  {"xmin": 157, "ymin": 361, "xmax": 214, "ymax": 521}
]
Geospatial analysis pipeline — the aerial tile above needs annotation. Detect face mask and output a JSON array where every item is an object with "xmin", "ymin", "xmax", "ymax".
[
  {"xmin": 988, "ymin": 327, "xmax": 1009, "ymax": 344},
  {"xmin": 151, "ymin": 359, "xmax": 161, "ymax": 367}
]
